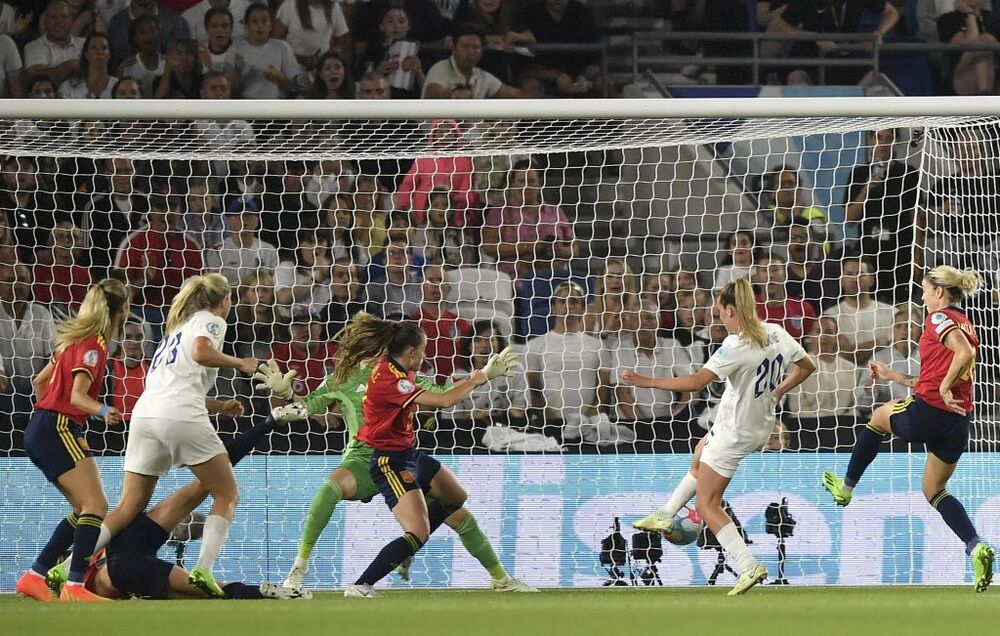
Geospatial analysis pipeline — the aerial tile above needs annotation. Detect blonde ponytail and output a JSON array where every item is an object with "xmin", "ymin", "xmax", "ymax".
[
  {"xmin": 55, "ymin": 278, "xmax": 130, "ymax": 351},
  {"xmin": 926, "ymin": 265, "xmax": 981, "ymax": 301},
  {"xmin": 718, "ymin": 278, "xmax": 768, "ymax": 348},
  {"xmin": 165, "ymin": 273, "xmax": 230, "ymax": 335}
]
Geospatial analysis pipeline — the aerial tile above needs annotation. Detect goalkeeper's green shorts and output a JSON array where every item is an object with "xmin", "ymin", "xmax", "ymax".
[{"xmin": 340, "ymin": 439, "xmax": 378, "ymax": 503}]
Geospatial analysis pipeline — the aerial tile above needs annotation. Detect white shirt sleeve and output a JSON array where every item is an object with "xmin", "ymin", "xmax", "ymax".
[
  {"xmin": 23, "ymin": 38, "xmax": 48, "ymax": 69},
  {"xmin": 331, "ymin": 3, "xmax": 349, "ymax": 37},
  {"xmin": 273, "ymin": 261, "xmax": 298, "ymax": 290},
  {"xmin": 197, "ymin": 313, "xmax": 228, "ymax": 350},
  {"xmin": 703, "ymin": 335, "xmax": 743, "ymax": 380},
  {"xmin": 0, "ymin": 35, "xmax": 21, "ymax": 73}
]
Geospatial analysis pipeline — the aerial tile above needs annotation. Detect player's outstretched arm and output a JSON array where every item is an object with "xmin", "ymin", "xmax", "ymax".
[
  {"xmin": 622, "ymin": 367, "xmax": 718, "ymax": 393},
  {"xmin": 415, "ymin": 370, "xmax": 488, "ymax": 409},
  {"xmin": 774, "ymin": 355, "xmax": 816, "ymax": 403},
  {"xmin": 192, "ymin": 336, "xmax": 257, "ymax": 374},
  {"xmin": 869, "ymin": 360, "xmax": 917, "ymax": 388}
]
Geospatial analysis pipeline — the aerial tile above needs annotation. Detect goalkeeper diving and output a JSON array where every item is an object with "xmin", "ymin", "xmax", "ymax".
[{"xmin": 255, "ymin": 321, "xmax": 537, "ymax": 593}]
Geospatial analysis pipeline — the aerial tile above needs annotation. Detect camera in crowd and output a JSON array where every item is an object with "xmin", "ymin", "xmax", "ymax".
[{"xmin": 765, "ymin": 497, "xmax": 796, "ymax": 539}]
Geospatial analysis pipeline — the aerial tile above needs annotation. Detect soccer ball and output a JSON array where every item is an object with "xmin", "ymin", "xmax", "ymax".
[{"xmin": 662, "ymin": 507, "xmax": 704, "ymax": 546}]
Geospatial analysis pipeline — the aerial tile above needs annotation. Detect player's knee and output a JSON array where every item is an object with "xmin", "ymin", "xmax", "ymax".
[
  {"xmin": 448, "ymin": 485, "xmax": 468, "ymax": 509},
  {"xmin": 922, "ymin": 484, "xmax": 945, "ymax": 504},
  {"xmin": 82, "ymin": 492, "xmax": 108, "ymax": 517}
]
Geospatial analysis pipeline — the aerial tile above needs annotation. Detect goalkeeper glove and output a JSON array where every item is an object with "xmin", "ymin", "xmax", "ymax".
[
  {"xmin": 482, "ymin": 346, "xmax": 517, "ymax": 381},
  {"xmin": 254, "ymin": 359, "xmax": 297, "ymax": 401},
  {"xmin": 271, "ymin": 402, "xmax": 309, "ymax": 424}
]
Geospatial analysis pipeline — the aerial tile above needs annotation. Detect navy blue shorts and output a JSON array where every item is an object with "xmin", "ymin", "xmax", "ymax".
[
  {"xmin": 106, "ymin": 513, "xmax": 174, "ymax": 599},
  {"xmin": 889, "ymin": 396, "xmax": 971, "ymax": 464},
  {"xmin": 369, "ymin": 448, "xmax": 441, "ymax": 510},
  {"xmin": 24, "ymin": 409, "xmax": 94, "ymax": 483}
]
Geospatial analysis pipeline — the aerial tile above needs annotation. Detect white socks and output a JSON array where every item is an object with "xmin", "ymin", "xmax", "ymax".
[
  {"xmin": 657, "ymin": 473, "xmax": 698, "ymax": 518},
  {"xmin": 59, "ymin": 523, "xmax": 112, "ymax": 571},
  {"xmin": 715, "ymin": 522, "xmax": 758, "ymax": 574},
  {"xmin": 197, "ymin": 515, "xmax": 231, "ymax": 571},
  {"xmin": 293, "ymin": 556, "xmax": 308, "ymax": 571}
]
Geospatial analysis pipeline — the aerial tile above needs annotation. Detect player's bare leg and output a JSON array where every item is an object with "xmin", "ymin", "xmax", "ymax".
[
  {"xmin": 635, "ymin": 436, "xmax": 707, "ymax": 533},
  {"xmin": 696, "ymin": 463, "xmax": 766, "ymax": 596},
  {"xmin": 187, "ymin": 453, "xmax": 239, "ymax": 598}
]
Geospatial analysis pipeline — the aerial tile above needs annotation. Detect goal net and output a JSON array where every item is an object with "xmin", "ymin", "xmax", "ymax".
[{"xmin": 0, "ymin": 98, "xmax": 997, "ymax": 590}]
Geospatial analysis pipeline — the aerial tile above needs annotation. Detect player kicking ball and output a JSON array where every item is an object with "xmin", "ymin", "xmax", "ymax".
[
  {"xmin": 822, "ymin": 266, "xmax": 995, "ymax": 593},
  {"xmin": 625, "ymin": 280, "xmax": 815, "ymax": 595}
]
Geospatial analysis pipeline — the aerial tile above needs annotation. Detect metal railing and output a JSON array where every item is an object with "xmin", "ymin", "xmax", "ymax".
[{"xmin": 624, "ymin": 28, "xmax": 1000, "ymax": 87}]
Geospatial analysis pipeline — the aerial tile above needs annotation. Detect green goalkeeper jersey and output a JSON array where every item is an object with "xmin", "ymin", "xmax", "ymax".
[{"xmin": 299, "ymin": 363, "xmax": 452, "ymax": 445}]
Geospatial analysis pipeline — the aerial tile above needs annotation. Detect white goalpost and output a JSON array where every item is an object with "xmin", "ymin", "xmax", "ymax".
[{"xmin": 0, "ymin": 97, "xmax": 997, "ymax": 589}]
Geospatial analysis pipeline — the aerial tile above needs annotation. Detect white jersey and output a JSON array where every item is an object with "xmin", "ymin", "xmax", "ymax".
[
  {"xmin": 704, "ymin": 322, "xmax": 806, "ymax": 449},
  {"xmin": 132, "ymin": 310, "xmax": 227, "ymax": 422}
]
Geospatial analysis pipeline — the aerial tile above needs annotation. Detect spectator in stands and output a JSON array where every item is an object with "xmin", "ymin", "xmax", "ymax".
[
  {"xmin": 411, "ymin": 185, "xmax": 480, "ymax": 267},
  {"xmin": 454, "ymin": 0, "xmax": 535, "ymax": 83},
  {"xmin": 108, "ymin": 0, "xmax": 190, "ymax": 64},
  {"xmin": 396, "ymin": 119, "xmax": 480, "ymax": 223},
  {"xmin": 116, "ymin": 15, "xmax": 162, "ymax": 97},
  {"xmin": 786, "ymin": 316, "xmax": 858, "ymax": 420},
  {"xmin": 783, "ymin": 220, "xmax": 829, "ymax": 310},
  {"xmin": 210, "ymin": 200, "xmax": 279, "ymax": 287},
  {"xmin": 822, "ymin": 256, "xmax": 896, "ymax": 364},
  {"xmin": 766, "ymin": 0, "xmax": 899, "ymax": 86},
  {"xmin": 176, "ymin": 176, "xmax": 223, "ymax": 253},
  {"xmin": 351, "ymin": 0, "xmax": 446, "ymax": 63},
  {"xmin": 412, "ymin": 264, "xmax": 470, "ymax": 382},
  {"xmin": 111, "ymin": 75, "xmax": 141, "ymax": 98},
  {"xmin": 0, "ymin": 155, "xmax": 56, "ymax": 261},
  {"xmin": 305, "ymin": 50, "xmax": 352, "ymax": 98},
  {"xmin": 32, "ymin": 221, "xmax": 92, "ymax": 314},
  {"xmin": 0, "ymin": 3, "xmax": 33, "ymax": 42},
  {"xmin": 114, "ymin": 193, "xmax": 203, "ymax": 317},
  {"xmin": 24, "ymin": 1, "xmax": 84, "ymax": 85},
  {"xmin": 355, "ymin": 68, "xmax": 391, "ymax": 98},
  {"xmin": 471, "ymin": 120, "xmax": 531, "ymax": 209},
  {"xmin": 760, "ymin": 165, "xmax": 826, "ymax": 230},
  {"xmin": 198, "ymin": 6, "xmax": 244, "ymax": 89},
  {"xmin": 0, "ymin": 31, "xmax": 22, "ymax": 97},
  {"xmin": 938, "ymin": 0, "xmax": 997, "ymax": 95},
  {"xmin": 603, "ymin": 302, "xmax": 694, "ymax": 430},
  {"xmin": 586, "ymin": 257, "xmax": 638, "ymax": 340},
  {"xmin": 274, "ymin": 229, "xmax": 333, "ymax": 320},
  {"xmin": 184, "ymin": 0, "xmax": 248, "ymax": 44},
  {"xmin": 518, "ymin": 0, "xmax": 603, "ymax": 97},
  {"xmin": 108, "ymin": 317, "xmax": 150, "ymax": 425},
  {"xmin": 422, "ymin": 23, "xmax": 521, "ymax": 98},
  {"xmin": 365, "ymin": 236, "xmax": 422, "ymax": 318},
  {"xmin": 525, "ymin": 281, "xmax": 612, "ymax": 444},
  {"xmin": 268, "ymin": 304, "xmax": 338, "ymax": 403},
  {"xmin": 845, "ymin": 128, "xmax": 919, "ymax": 302},
  {"xmin": 753, "ymin": 251, "xmax": 816, "ymax": 339},
  {"xmin": 153, "ymin": 38, "xmax": 202, "ymax": 99},
  {"xmin": 447, "ymin": 319, "xmax": 528, "ymax": 427},
  {"xmin": 481, "ymin": 158, "xmax": 575, "ymax": 283},
  {"xmin": 642, "ymin": 271, "xmax": 677, "ymax": 329},
  {"xmin": 354, "ymin": 6, "xmax": 425, "ymax": 100},
  {"xmin": 79, "ymin": 157, "xmax": 142, "ymax": 274},
  {"xmin": 714, "ymin": 230, "xmax": 754, "ymax": 289},
  {"xmin": 671, "ymin": 288, "xmax": 714, "ymax": 347},
  {"xmin": 347, "ymin": 173, "xmax": 389, "ymax": 264},
  {"xmin": 0, "ymin": 215, "xmax": 17, "ymax": 267},
  {"xmin": 234, "ymin": 270, "xmax": 281, "ymax": 360},
  {"xmin": 234, "ymin": 2, "xmax": 300, "ymax": 99},
  {"xmin": 325, "ymin": 256, "xmax": 365, "ymax": 335},
  {"xmin": 0, "ymin": 262, "xmax": 54, "ymax": 424},
  {"xmin": 274, "ymin": 0, "xmax": 349, "ymax": 71},
  {"xmin": 0, "ymin": 264, "xmax": 54, "ymax": 426},
  {"xmin": 854, "ymin": 303, "xmax": 921, "ymax": 416}
]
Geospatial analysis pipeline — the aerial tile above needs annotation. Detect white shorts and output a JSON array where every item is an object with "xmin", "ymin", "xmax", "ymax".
[
  {"xmin": 699, "ymin": 428, "xmax": 766, "ymax": 479},
  {"xmin": 123, "ymin": 417, "xmax": 226, "ymax": 476}
]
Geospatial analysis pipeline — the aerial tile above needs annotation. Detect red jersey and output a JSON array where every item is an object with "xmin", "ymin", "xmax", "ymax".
[
  {"xmin": 268, "ymin": 341, "xmax": 338, "ymax": 397},
  {"xmin": 756, "ymin": 296, "xmax": 817, "ymax": 339},
  {"xmin": 36, "ymin": 333, "xmax": 110, "ymax": 424},
  {"xmin": 915, "ymin": 307, "xmax": 979, "ymax": 413},
  {"xmin": 110, "ymin": 358, "xmax": 148, "ymax": 423},
  {"xmin": 357, "ymin": 358, "xmax": 425, "ymax": 451},
  {"xmin": 33, "ymin": 263, "xmax": 93, "ymax": 310}
]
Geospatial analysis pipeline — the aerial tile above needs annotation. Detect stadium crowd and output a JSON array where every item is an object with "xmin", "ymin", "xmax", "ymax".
[{"xmin": 0, "ymin": 1, "xmax": 998, "ymax": 457}]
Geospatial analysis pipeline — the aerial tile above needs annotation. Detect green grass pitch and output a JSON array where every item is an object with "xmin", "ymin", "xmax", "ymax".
[{"xmin": 2, "ymin": 587, "xmax": 996, "ymax": 636}]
